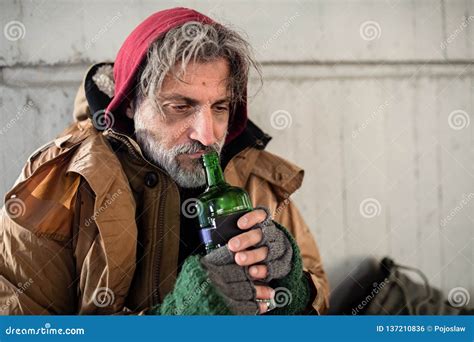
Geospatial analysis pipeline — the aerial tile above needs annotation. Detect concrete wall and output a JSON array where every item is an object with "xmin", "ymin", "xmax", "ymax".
[{"xmin": 1, "ymin": 0, "xmax": 473, "ymax": 305}]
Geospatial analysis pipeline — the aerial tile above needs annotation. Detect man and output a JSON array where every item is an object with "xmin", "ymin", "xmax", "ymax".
[{"xmin": 0, "ymin": 7, "xmax": 329, "ymax": 315}]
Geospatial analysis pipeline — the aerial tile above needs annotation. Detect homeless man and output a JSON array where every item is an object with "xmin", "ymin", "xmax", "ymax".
[{"xmin": 0, "ymin": 7, "xmax": 329, "ymax": 315}]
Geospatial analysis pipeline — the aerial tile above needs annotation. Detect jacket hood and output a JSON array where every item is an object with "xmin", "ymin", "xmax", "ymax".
[{"xmin": 90, "ymin": 7, "xmax": 248, "ymax": 145}]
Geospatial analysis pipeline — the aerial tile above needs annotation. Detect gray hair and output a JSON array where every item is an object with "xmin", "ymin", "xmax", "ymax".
[{"xmin": 136, "ymin": 21, "xmax": 262, "ymax": 114}]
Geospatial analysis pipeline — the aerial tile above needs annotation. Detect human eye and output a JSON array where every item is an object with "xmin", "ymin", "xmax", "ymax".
[
  {"xmin": 164, "ymin": 103, "xmax": 193, "ymax": 116},
  {"xmin": 213, "ymin": 104, "xmax": 229, "ymax": 115},
  {"xmin": 172, "ymin": 104, "xmax": 192, "ymax": 113}
]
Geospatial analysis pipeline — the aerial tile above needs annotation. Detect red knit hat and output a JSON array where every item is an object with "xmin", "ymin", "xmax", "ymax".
[{"xmin": 106, "ymin": 7, "xmax": 248, "ymax": 145}]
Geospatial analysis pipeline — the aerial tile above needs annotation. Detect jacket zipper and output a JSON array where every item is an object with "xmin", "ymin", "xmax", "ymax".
[
  {"xmin": 105, "ymin": 130, "xmax": 144, "ymax": 162},
  {"xmin": 152, "ymin": 177, "xmax": 167, "ymax": 306},
  {"xmin": 106, "ymin": 129, "xmax": 172, "ymax": 308}
]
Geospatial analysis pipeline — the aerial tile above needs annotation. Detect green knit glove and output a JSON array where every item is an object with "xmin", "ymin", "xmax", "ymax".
[
  {"xmin": 147, "ymin": 255, "xmax": 232, "ymax": 315},
  {"xmin": 266, "ymin": 221, "xmax": 312, "ymax": 315}
]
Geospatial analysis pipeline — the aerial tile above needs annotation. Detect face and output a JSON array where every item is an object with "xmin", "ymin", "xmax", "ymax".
[{"xmin": 130, "ymin": 58, "xmax": 230, "ymax": 188}]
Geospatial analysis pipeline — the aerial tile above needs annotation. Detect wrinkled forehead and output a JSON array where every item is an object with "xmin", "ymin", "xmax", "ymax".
[{"xmin": 159, "ymin": 58, "xmax": 231, "ymax": 102}]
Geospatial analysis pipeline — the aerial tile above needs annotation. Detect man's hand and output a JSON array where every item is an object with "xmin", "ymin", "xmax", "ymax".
[
  {"xmin": 228, "ymin": 209, "xmax": 268, "ymax": 276},
  {"xmin": 202, "ymin": 207, "xmax": 293, "ymax": 314},
  {"xmin": 228, "ymin": 208, "xmax": 273, "ymax": 313}
]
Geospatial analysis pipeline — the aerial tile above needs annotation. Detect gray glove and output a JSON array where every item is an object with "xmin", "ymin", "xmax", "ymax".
[
  {"xmin": 201, "ymin": 245, "xmax": 258, "ymax": 315},
  {"xmin": 252, "ymin": 206, "xmax": 293, "ymax": 282},
  {"xmin": 200, "ymin": 206, "xmax": 293, "ymax": 314}
]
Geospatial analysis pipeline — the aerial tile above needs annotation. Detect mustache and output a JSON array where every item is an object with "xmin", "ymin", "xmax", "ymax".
[
  {"xmin": 134, "ymin": 127, "xmax": 227, "ymax": 159},
  {"xmin": 172, "ymin": 141, "xmax": 221, "ymax": 155}
]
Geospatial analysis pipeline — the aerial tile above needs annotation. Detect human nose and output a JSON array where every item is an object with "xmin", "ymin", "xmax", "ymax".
[{"xmin": 188, "ymin": 105, "xmax": 219, "ymax": 147}]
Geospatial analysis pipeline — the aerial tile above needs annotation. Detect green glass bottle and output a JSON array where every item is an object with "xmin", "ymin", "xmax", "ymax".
[{"xmin": 197, "ymin": 151, "xmax": 253, "ymax": 254}]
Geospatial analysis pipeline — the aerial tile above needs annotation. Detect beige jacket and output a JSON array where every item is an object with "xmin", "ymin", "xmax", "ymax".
[{"xmin": 0, "ymin": 82, "xmax": 329, "ymax": 315}]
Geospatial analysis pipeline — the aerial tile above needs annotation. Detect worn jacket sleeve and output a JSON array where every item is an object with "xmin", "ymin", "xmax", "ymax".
[
  {"xmin": 0, "ymin": 210, "xmax": 77, "ymax": 315},
  {"xmin": 0, "ymin": 132, "xmax": 87, "ymax": 315}
]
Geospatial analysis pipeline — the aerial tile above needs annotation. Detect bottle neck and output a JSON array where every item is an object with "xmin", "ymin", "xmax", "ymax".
[{"xmin": 202, "ymin": 152, "xmax": 226, "ymax": 188}]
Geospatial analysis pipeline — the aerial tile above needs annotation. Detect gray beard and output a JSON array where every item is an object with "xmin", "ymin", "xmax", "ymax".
[{"xmin": 134, "ymin": 117, "xmax": 226, "ymax": 189}]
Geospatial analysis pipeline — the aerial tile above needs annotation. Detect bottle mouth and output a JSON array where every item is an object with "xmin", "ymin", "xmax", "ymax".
[{"xmin": 201, "ymin": 151, "xmax": 220, "ymax": 167}]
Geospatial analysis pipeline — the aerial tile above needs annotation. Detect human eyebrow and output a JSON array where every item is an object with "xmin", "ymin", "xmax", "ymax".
[
  {"xmin": 212, "ymin": 97, "xmax": 231, "ymax": 105},
  {"xmin": 158, "ymin": 94, "xmax": 199, "ymax": 106}
]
